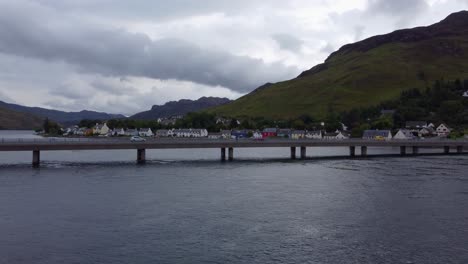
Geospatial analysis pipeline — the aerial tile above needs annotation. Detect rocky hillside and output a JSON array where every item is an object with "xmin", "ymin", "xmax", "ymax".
[{"xmin": 210, "ymin": 11, "xmax": 468, "ymax": 119}]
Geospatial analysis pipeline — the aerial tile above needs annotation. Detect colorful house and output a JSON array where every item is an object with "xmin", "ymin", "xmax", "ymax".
[{"xmin": 262, "ymin": 128, "xmax": 277, "ymax": 138}]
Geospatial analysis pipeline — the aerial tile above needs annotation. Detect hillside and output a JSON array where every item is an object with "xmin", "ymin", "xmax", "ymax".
[
  {"xmin": 131, "ymin": 97, "xmax": 231, "ymax": 120},
  {"xmin": 0, "ymin": 101, "xmax": 126, "ymax": 125},
  {"xmin": 0, "ymin": 106, "xmax": 43, "ymax": 130},
  {"xmin": 210, "ymin": 11, "xmax": 468, "ymax": 119}
]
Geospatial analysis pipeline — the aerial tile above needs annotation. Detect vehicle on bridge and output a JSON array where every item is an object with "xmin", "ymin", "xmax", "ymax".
[{"xmin": 130, "ymin": 136, "xmax": 146, "ymax": 142}]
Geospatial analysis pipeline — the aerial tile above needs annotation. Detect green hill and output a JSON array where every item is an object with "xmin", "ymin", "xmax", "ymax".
[
  {"xmin": 210, "ymin": 11, "xmax": 468, "ymax": 119},
  {"xmin": 0, "ymin": 106, "xmax": 44, "ymax": 130}
]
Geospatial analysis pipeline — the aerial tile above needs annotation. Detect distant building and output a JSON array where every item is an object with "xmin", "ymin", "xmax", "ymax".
[
  {"xmin": 305, "ymin": 130, "xmax": 322, "ymax": 139},
  {"xmin": 93, "ymin": 123, "xmax": 110, "ymax": 135},
  {"xmin": 419, "ymin": 127, "xmax": 435, "ymax": 137},
  {"xmin": 112, "ymin": 128, "xmax": 126, "ymax": 136},
  {"xmin": 139, "ymin": 128, "xmax": 154, "ymax": 137},
  {"xmin": 262, "ymin": 128, "xmax": 277, "ymax": 138},
  {"xmin": 220, "ymin": 130, "xmax": 232, "ymax": 139},
  {"xmin": 436, "ymin": 123, "xmax": 451, "ymax": 137},
  {"xmin": 290, "ymin": 130, "xmax": 305, "ymax": 140},
  {"xmin": 405, "ymin": 121, "xmax": 427, "ymax": 129},
  {"xmin": 125, "ymin": 129, "xmax": 138, "ymax": 136},
  {"xmin": 156, "ymin": 129, "xmax": 171, "ymax": 137},
  {"xmin": 231, "ymin": 130, "xmax": 249, "ymax": 138},
  {"xmin": 323, "ymin": 131, "xmax": 349, "ymax": 140},
  {"xmin": 394, "ymin": 129, "xmax": 415, "ymax": 140},
  {"xmin": 463, "ymin": 91, "xmax": 468, "ymax": 97},
  {"xmin": 277, "ymin": 129, "xmax": 292, "ymax": 138},
  {"xmin": 362, "ymin": 130, "xmax": 392, "ymax": 140}
]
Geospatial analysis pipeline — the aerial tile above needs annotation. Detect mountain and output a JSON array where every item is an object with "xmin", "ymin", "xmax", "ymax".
[
  {"xmin": 0, "ymin": 106, "xmax": 43, "ymax": 130},
  {"xmin": 0, "ymin": 101, "xmax": 126, "ymax": 126},
  {"xmin": 131, "ymin": 97, "xmax": 231, "ymax": 120},
  {"xmin": 210, "ymin": 11, "xmax": 468, "ymax": 119}
]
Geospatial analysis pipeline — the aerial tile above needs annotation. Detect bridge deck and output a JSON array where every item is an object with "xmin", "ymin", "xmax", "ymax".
[{"xmin": 1, "ymin": 138, "xmax": 467, "ymax": 151}]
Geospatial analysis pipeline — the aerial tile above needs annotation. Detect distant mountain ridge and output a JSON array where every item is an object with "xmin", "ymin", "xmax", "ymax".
[
  {"xmin": 210, "ymin": 11, "xmax": 468, "ymax": 119},
  {"xmin": 0, "ymin": 101, "xmax": 126, "ymax": 126},
  {"xmin": 131, "ymin": 97, "xmax": 231, "ymax": 120}
]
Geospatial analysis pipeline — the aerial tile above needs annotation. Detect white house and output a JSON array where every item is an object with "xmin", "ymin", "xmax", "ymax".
[
  {"xmin": 436, "ymin": 123, "xmax": 451, "ymax": 137},
  {"xmin": 362, "ymin": 130, "xmax": 393, "ymax": 140},
  {"xmin": 419, "ymin": 127, "xmax": 435, "ymax": 137},
  {"xmin": 394, "ymin": 129, "xmax": 415, "ymax": 140},
  {"xmin": 463, "ymin": 91, "xmax": 468, "ymax": 97},
  {"xmin": 323, "ymin": 131, "xmax": 349, "ymax": 140},
  {"xmin": 252, "ymin": 131, "xmax": 263, "ymax": 139},
  {"xmin": 173, "ymin": 129, "xmax": 208, "ymax": 138},
  {"xmin": 125, "ymin": 129, "xmax": 138, "ymax": 136},
  {"xmin": 305, "ymin": 130, "xmax": 322, "ymax": 139},
  {"xmin": 156, "ymin": 129, "xmax": 172, "ymax": 137},
  {"xmin": 139, "ymin": 128, "xmax": 154, "ymax": 137},
  {"xmin": 112, "ymin": 128, "xmax": 126, "ymax": 136},
  {"xmin": 93, "ymin": 123, "xmax": 110, "ymax": 135}
]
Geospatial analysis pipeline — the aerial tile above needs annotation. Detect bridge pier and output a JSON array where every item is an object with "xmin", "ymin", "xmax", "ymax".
[
  {"xmin": 361, "ymin": 146, "xmax": 367, "ymax": 157},
  {"xmin": 400, "ymin": 146, "xmax": 407, "ymax": 156},
  {"xmin": 412, "ymin": 146, "xmax": 419, "ymax": 155},
  {"xmin": 221, "ymin": 148, "xmax": 226, "ymax": 161},
  {"xmin": 32, "ymin": 150, "xmax": 40, "ymax": 168},
  {"xmin": 349, "ymin": 146, "xmax": 356, "ymax": 157},
  {"xmin": 444, "ymin": 146, "xmax": 450, "ymax": 154},
  {"xmin": 228, "ymin": 147, "xmax": 234, "ymax": 161},
  {"xmin": 300, "ymin": 146, "xmax": 306, "ymax": 159},
  {"xmin": 137, "ymin": 149, "xmax": 146, "ymax": 164},
  {"xmin": 457, "ymin": 146, "xmax": 463, "ymax": 154},
  {"xmin": 290, "ymin": 147, "xmax": 296, "ymax": 159}
]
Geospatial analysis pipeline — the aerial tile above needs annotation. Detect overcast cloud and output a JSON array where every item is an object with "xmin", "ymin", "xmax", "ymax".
[{"xmin": 0, "ymin": 0, "xmax": 467, "ymax": 115}]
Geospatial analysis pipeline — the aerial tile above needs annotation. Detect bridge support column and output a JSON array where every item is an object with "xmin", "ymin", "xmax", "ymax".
[
  {"xmin": 300, "ymin": 146, "xmax": 306, "ymax": 159},
  {"xmin": 221, "ymin": 148, "xmax": 226, "ymax": 161},
  {"xmin": 412, "ymin": 146, "xmax": 419, "ymax": 155},
  {"xmin": 228, "ymin": 147, "xmax": 234, "ymax": 161},
  {"xmin": 400, "ymin": 146, "xmax": 407, "ymax": 156},
  {"xmin": 137, "ymin": 149, "xmax": 146, "ymax": 164},
  {"xmin": 290, "ymin": 147, "xmax": 296, "ymax": 159},
  {"xmin": 349, "ymin": 146, "xmax": 356, "ymax": 157},
  {"xmin": 457, "ymin": 146, "xmax": 463, "ymax": 154},
  {"xmin": 32, "ymin": 150, "xmax": 40, "ymax": 168},
  {"xmin": 361, "ymin": 146, "xmax": 367, "ymax": 157},
  {"xmin": 444, "ymin": 146, "xmax": 450, "ymax": 154}
]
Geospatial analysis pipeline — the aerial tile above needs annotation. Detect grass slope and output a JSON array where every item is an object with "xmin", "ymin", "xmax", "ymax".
[
  {"xmin": 210, "ymin": 12, "xmax": 468, "ymax": 119},
  {"xmin": 0, "ymin": 106, "xmax": 44, "ymax": 130}
]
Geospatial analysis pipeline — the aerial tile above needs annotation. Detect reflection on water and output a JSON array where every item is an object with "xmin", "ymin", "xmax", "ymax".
[{"xmin": 1, "ymin": 131, "xmax": 468, "ymax": 263}]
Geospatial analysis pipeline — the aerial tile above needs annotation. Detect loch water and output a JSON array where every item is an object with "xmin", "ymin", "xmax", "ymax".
[{"xmin": 1, "ymin": 131, "xmax": 467, "ymax": 263}]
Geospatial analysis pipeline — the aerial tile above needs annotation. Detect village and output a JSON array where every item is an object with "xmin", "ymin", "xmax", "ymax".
[{"xmin": 59, "ymin": 120, "xmax": 458, "ymax": 141}]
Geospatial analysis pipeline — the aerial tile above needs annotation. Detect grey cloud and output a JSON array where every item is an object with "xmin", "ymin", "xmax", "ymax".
[
  {"xmin": 0, "ymin": 1, "xmax": 298, "ymax": 93},
  {"xmin": 35, "ymin": 0, "xmax": 286, "ymax": 21},
  {"xmin": 272, "ymin": 33, "xmax": 304, "ymax": 52},
  {"xmin": 353, "ymin": 25, "xmax": 365, "ymax": 41},
  {"xmin": 366, "ymin": 0, "xmax": 429, "ymax": 26},
  {"xmin": 320, "ymin": 43, "xmax": 335, "ymax": 54}
]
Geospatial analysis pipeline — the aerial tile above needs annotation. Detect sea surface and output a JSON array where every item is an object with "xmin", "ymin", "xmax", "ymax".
[{"xmin": 1, "ymin": 131, "xmax": 468, "ymax": 264}]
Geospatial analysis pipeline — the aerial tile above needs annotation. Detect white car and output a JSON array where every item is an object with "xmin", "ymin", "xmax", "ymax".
[{"xmin": 130, "ymin": 136, "xmax": 146, "ymax": 142}]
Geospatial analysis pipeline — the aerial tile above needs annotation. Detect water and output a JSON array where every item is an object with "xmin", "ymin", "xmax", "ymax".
[{"xmin": 1, "ymin": 131, "xmax": 468, "ymax": 263}]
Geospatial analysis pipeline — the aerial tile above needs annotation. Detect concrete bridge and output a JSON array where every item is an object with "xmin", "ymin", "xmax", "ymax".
[{"xmin": 0, "ymin": 138, "xmax": 467, "ymax": 167}]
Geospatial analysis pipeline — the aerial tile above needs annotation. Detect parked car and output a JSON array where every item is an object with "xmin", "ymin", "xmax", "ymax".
[{"xmin": 130, "ymin": 136, "xmax": 146, "ymax": 142}]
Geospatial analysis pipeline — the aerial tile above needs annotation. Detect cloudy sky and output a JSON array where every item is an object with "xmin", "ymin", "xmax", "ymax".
[{"xmin": 0, "ymin": 0, "xmax": 467, "ymax": 115}]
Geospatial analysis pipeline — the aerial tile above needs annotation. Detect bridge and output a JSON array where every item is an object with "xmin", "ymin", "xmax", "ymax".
[{"xmin": 1, "ymin": 138, "xmax": 467, "ymax": 167}]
